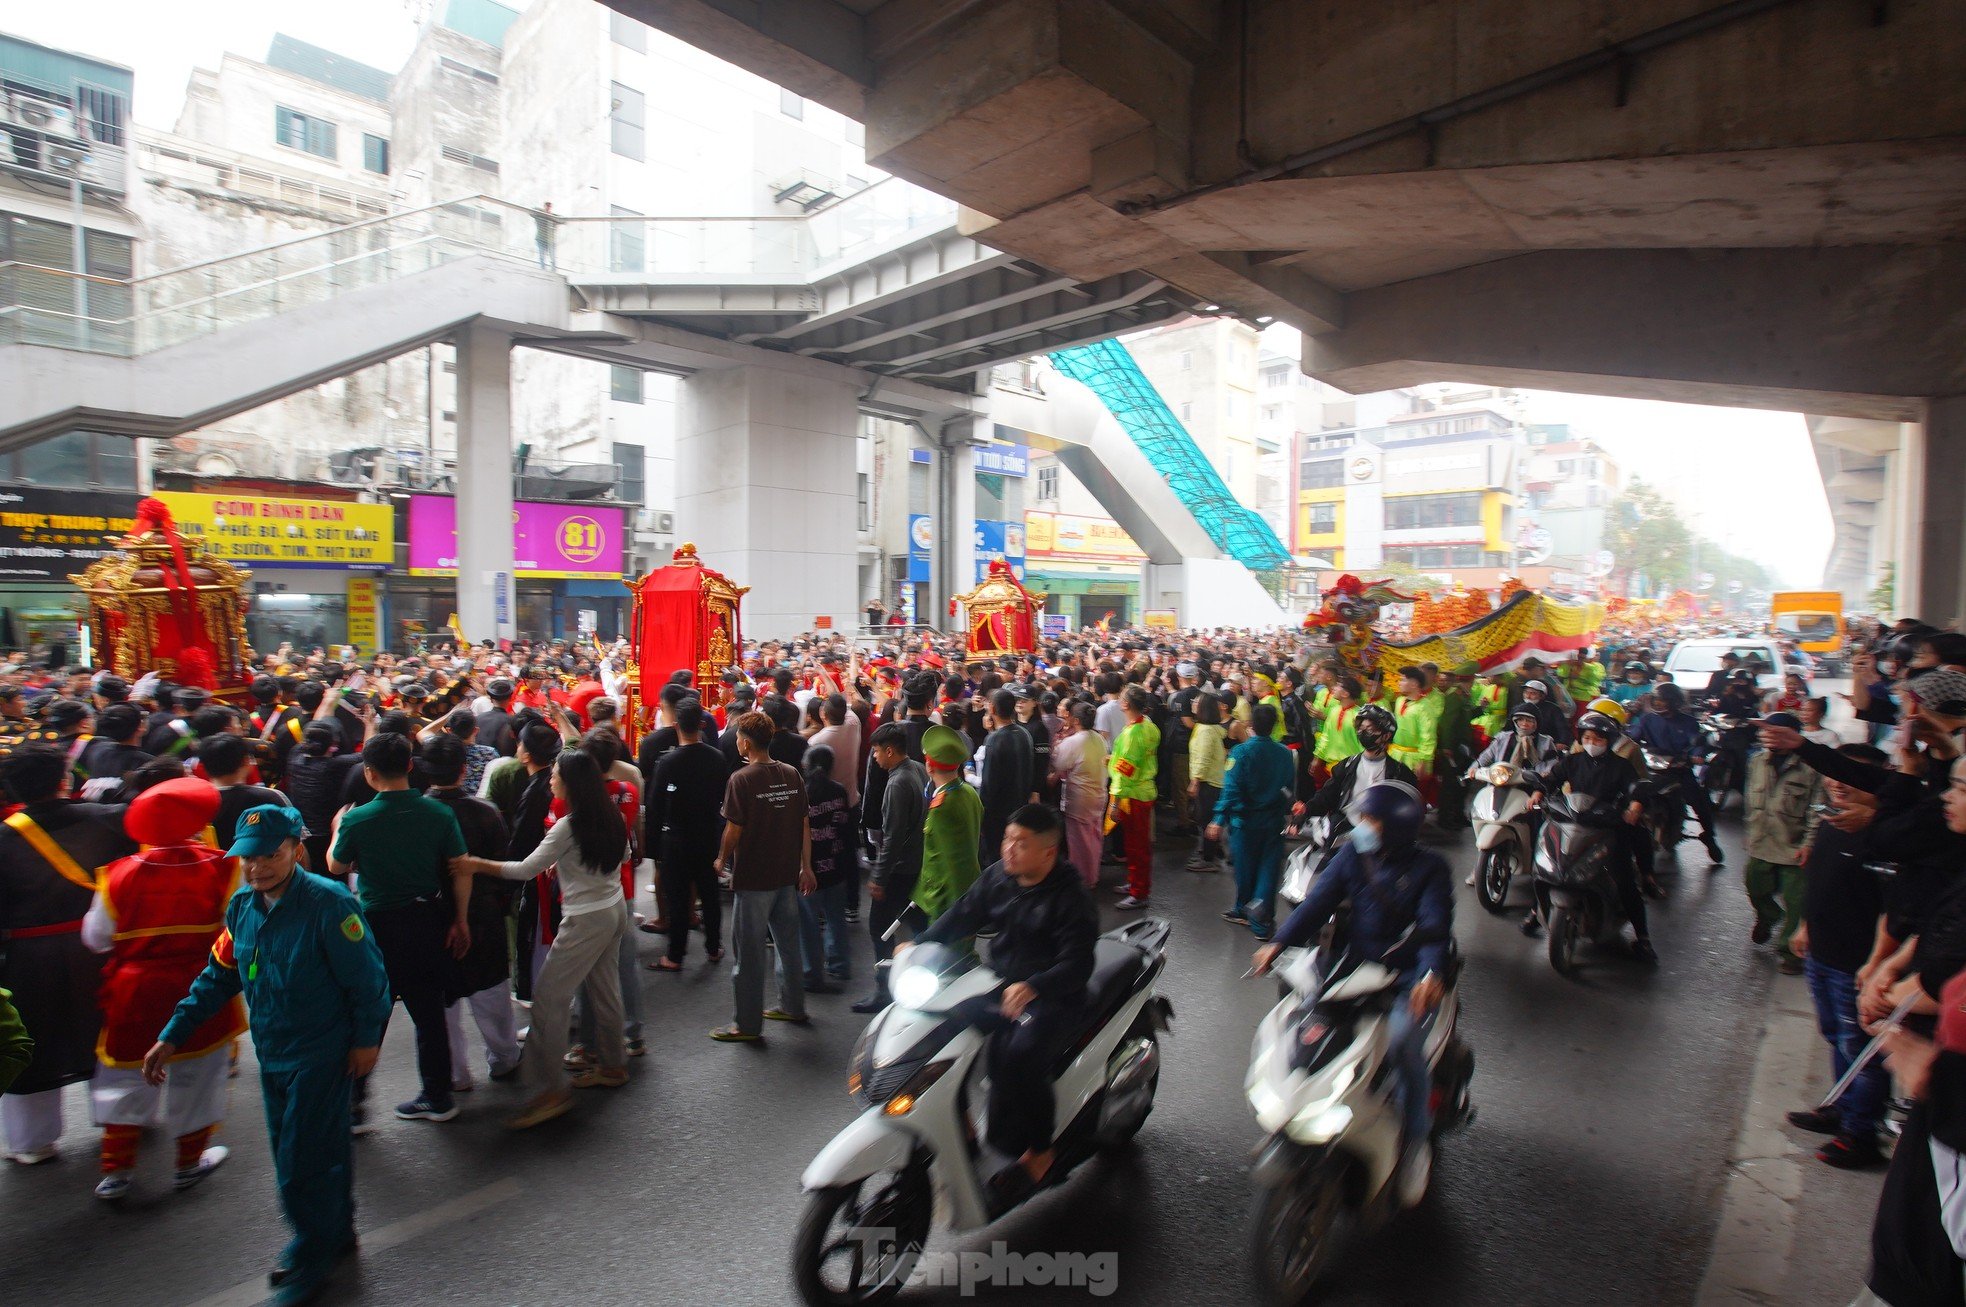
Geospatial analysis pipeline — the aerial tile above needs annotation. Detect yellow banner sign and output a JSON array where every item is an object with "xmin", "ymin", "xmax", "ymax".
[
  {"xmin": 155, "ymin": 492, "xmax": 393, "ymax": 570},
  {"xmin": 1024, "ymin": 511, "xmax": 1146, "ymax": 560},
  {"xmin": 346, "ymin": 576, "xmax": 380, "ymax": 655}
]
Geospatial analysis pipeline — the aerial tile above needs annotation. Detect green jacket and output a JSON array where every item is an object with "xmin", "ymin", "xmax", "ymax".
[
  {"xmin": 1436, "ymin": 688, "xmax": 1474, "ymax": 754},
  {"xmin": 1313, "ymin": 701, "xmax": 1361, "ymax": 764},
  {"xmin": 1557, "ymin": 660, "xmax": 1604, "ymax": 705},
  {"xmin": 1390, "ymin": 690, "xmax": 1443, "ymax": 775},
  {"xmin": 1109, "ymin": 719, "xmax": 1160, "ymax": 802},
  {"xmin": 912, "ymin": 779, "xmax": 982, "ymax": 922},
  {"xmin": 1472, "ymin": 683, "xmax": 1508, "ymax": 737},
  {"xmin": 1188, "ymin": 723, "xmax": 1227, "ymax": 787},
  {"xmin": 0, "ymin": 987, "xmax": 30, "ymax": 1095}
]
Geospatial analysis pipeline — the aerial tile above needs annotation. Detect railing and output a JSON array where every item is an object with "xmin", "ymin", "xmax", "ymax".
[
  {"xmin": 0, "ymin": 178, "xmax": 963, "ymax": 358},
  {"xmin": 135, "ymin": 129, "xmax": 391, "ymax": 222}
]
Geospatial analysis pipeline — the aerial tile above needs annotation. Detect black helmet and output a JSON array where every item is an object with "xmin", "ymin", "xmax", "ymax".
[
  {"xmin": 1509, "ymin": 704, "xmax": 1540, "ymax": 725},
  {"xmin": 1624, "ymin": 661, "xmax": 1649, "ymax": 679},
  {"xmin": 1358, "ymin": 781, "xmax": 1426, "ymax": 855},
  {"xmin": 1728, "ymin": 668, "xmax": 1755, "ymax": 683},
  {"xmin": 1354, "ymin": 704, "xmax": 1396, "ymax": 749},
  {"xmin": 1576, "ymin": 711, "xmax": 1617, "ymax": 741},
  {"xmin": 1655, "ymin": 682, "xmax": 1687, "ymax": 711}
]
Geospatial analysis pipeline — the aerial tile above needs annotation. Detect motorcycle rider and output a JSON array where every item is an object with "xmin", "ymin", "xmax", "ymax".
[
  {"xmin": 1523, "ymin": 711, "xmax": 1659, "ymax": 962},
  {"xmin": 1517, "ymin": 678, "xmax": 1573, "ymax": 747},
  {"xmin": 1626, "ymin": 681, "xmax": 1725, "ymax": 864},
  {"xmin": 902, "ymin": 804, "xmax": 1098, "ymax": 1204},
  {"xmin": 1252, "ymin": 782, "xmax": 1454, "ymax": 1207},
  {"xmin": 1583, "ymin": 696, "xmax": 1662, "ymax": 897},
  {"xmin": 1469, "ymin": 705, "xmax": 1559, "ymax": 774},
  {"xmin": 1294, "ymin": 704, "xmax": 1416, "ymax": 843},
  {"xmin": 1606, "ymin": 661, "xmax": 1654, "ymax": 711},
  {"xmin": 1714, "ymin": 667, "xmax": 1763, "ymax": 719},
  {"xmin": 1700, "ymin": 650, "xmax": 1746, "ymax": 706}
]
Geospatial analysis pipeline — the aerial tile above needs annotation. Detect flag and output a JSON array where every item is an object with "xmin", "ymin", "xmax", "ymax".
[{"xmin": 447, "ymin": 613, "xmax": 467, "ymax": 646}]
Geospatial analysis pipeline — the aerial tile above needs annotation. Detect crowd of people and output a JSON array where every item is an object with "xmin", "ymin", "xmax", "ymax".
[{"xmin": 0, "ymin": 610, "xmax": 1962, "ymax": 1306}]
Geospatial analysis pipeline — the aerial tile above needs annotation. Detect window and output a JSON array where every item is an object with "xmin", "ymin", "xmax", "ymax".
[
  {"xmin": 1299, "ymin": 459, "xmax": 1344, "ymax": 490},
  {"xmin": 610, "ymin": 10, "xmax": 647, "ymax": 50},
  {"xmin": 439, "ymin": 56, "xmax": 499, "ymax": 84},
  {"xmin": 857, "ymin": 473, "xmax": 872, "ymax": 532},
  {"xmin": 608, "ymin": 205, "xmax": 644, "ymax": 273},
  {"xmin": 1179, "ymin": 351, "xmax": 1192, "ymax": 371},
  {"xmin": 439, "ymin": 144, "xmax": 499, "ymax": 174},
  {"xmin": 1306, "ymin": 503, "xmax": 1337, "ymax": 534},
  {"xmin": 609, "ymin": 364, "xmax": 644, "ymax": 404},
  {"xmin": 1264, "ymin": 368, "xmax": 1290, "ymax": 388},
  {"xmin": 1383, "ymin": 544, "xmax": 1486, "ymax": 568},
  {"xmin": 275, "ymin": 107, "xmax": 336, "ymax": 159},
  {"xmin": 1179, "ymin": 402, "xmax": 1193, "ymax": 422},
  {"xmin": 1037, "ymin": 465, "xmax": 1059, "ymax": 502},
  {"xmin": 4, "ymin": 431, "xmax": 136, "ymax": 489},
  {"xmin": 1384, "ymin": 492, "xmax": 1484, "ymax": 531},
  {"xmin": 76, "ymin": 84, "xmax": 127, "ymax": 146},
  {"xmin": 1262, "ymin": 404, "xmax": 1282, "ymax": 423},
  {"xmin": 779, "ymin": 87, "xmax": 804, "ymax": 119},
  {"xmin": 610, "ymin": 83, "xmax": 644, "ymax": 160},
  {"xmin": 362, "ymin": 134, "xmax": 390, "ymax": 174}
]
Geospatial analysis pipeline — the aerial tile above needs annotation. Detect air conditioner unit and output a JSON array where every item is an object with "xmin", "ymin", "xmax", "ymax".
[
  {"xmin": 635, "ymin": 509, "xmax": 673, "ymax": 533},
  {"xmin": 42, "ymin": 146, "xmax": 88, "ymax": 177},
  {"xmin": 9, "ymin": 97, "xmax": 75, "ymax": 135}
]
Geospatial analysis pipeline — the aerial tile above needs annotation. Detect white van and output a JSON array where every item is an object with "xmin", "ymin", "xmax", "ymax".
[{"xmin": 1662, "ymin": 638, "xmax": 1798, "ymax": 694}]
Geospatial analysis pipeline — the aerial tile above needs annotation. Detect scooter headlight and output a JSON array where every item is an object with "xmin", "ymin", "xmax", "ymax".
[
  {"xmin": 1296, "ymin": 1105, "xmax": 1353, "ymax": 1143},
  {"xmin": 892, "ymin": 964, "xmax": 941, "ymax": 1010}
]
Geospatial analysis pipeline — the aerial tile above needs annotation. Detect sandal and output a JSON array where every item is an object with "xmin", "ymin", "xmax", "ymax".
[
  {"xmin": 647, "ymin": 958, "xmax": 683, "ymax": 972},
  {"xmin": 571, "ymin": 1066, "xmax": 629, "ymax": 1089},
  {"xmin": 764, "ymin": 1008, "xmax": 810, "ymax": 1024},
  {"xmin": 706, "ymin": 948, "xmax": 725, "ymax": 963},
  {"xmin": 709, "ymin": 1025, "xmax": 762, "ymax": 1042},
  {"xmin": 638, "ymin": 919, "xmax": 670, "ymax": 935},
  {"xmin": 507, "ymin": 1092, "xmax": 575, "ymax": 1130}
]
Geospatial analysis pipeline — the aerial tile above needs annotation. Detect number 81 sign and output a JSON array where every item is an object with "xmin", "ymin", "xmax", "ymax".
[{"xmin": 558, "ymin": 515, "xmax": 604, "ymax": 565}]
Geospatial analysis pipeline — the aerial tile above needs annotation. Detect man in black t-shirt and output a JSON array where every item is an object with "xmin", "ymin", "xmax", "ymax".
[{"xmin": 200, "ymin": 735, "xmax": 294, "ymax": 850}]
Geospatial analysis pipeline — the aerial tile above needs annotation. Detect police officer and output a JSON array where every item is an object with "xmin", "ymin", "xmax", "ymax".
[
  {"xmin": 912, "ymin": 724, "xmax": 981, "ymax": 925},
  {"xmin": 146, "ymin": 805, "xmax": 390, "ymax": 1306}
]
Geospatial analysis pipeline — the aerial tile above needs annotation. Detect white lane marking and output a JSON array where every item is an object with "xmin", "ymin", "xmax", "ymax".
[{"xmin": 184, "ymin": 1176, "xmax": 521, "ymax": 1307}]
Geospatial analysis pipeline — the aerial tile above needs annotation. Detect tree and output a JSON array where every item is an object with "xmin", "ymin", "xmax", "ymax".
[
  {"xmin": 1870, "ymin": 562, "xmax": 1896, "ymax": 615},
  {"xmin": 1607, "ymin": 478, "xmax": 1772, "ymax": 604}
]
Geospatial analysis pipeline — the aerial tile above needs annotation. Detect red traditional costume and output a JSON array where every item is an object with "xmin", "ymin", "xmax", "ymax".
[{"xmin": 85, "ymin": 778, "xmax": 244, "ymax": 1186}]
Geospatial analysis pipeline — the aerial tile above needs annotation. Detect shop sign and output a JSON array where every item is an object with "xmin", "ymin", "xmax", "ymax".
[
  {"xmin": 345, "ymin": 576, "xmax": 380, "ymax": 655},
  {"xmin": 1143, "ymin": 610, "xmax": 1177, "ymax": 630},
  {"xmin": 1023, "ymin": 511, "xmax": 1145, "ymax": 561},
  {"xmin": 974, "ymin": 519, "xmax": 1026, "ymax": 582},
  {"xmin": 977, "ymin": 431, "xmax": 1029, "ymax": 478},
  {"xmin": 815, "ymin": 615, "xmax": 833, "ymax": 630},
  {"xmin": 1041, "ymin": 613, "xmax": 1069, "ymax": 637},
  {"xmin": 908, "ymin": 514, "xmax": 932, "ymax": 584},
  {"xmin": 406, "ymin": 497, "xmax": 625, "ymax": 580},
  {"xmin": 156, "ymin": 491, "xmax": 392, "ymax": 570},
  {"xmin": 0, "ymin": 487, "xmax": 136, "ymax": 581}
]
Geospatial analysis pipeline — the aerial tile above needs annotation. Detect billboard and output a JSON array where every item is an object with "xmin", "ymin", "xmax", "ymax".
[
  {"xmin": 156, "ymin": 491, "xmax": 393, "ymax": 571},
  {"xmin": 406, "ymin": 497, "xmax": 625, "ymax": 580},
  {"xmin": 974, "ymin": 519, "xmax": 1026, "ymax": 582},
  {"xmin": 1024, "ymin": 511, "xmax": 1145, "ymax": 561},
  {"xmin": 0, "ymin": 488, "xmax": 138, "ymax": 581}
]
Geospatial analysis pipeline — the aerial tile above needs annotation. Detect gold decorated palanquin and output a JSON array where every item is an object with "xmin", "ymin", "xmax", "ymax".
[
  {"xmin": 953, "ymin": 559, "xmax": 1046, "ymax": 658},
  {"xmin": 69, "ymin": 498, "xmax": 252, "ymax": 699},
  {"xmin": 623, "ymin": 543, "xmax": 748, "ymax": 733}
]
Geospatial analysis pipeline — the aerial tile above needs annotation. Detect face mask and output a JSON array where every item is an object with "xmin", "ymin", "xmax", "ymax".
[
  {"xmin": 1350, "ymin": 823, "xmax": 1382, "ymax": 855},
  {"xmin": 1582, "ymin": 742, "xmax": 1606, "ymax": 758}
]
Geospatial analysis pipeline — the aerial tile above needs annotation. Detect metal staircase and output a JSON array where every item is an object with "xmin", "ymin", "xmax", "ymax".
[{"xmin": 1048, "ymin": 337, "xmax": 1293, "ymax": 570}]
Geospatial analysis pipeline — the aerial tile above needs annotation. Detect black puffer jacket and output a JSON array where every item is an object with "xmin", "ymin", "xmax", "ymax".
[
  {"xmin": 284, "ymin": 749, "xmax": 361, "ymax": 837},
  {"xmin": 917, "ymin": 861, "xmax": 1099, "ymax": 1002}
]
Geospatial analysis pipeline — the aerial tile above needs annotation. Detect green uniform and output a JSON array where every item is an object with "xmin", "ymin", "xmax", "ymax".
[
  {"xmin": 1108, "ymin": 719, "xmax": 1160, "ymax": 801},
  {"xmin": 1557, "ymin": 660, "xmax": 1603, "ymax": 705},
  {"xmin": 0, "ymin": 986, "xmax": 30, "ymax": 1094},
  {"xmin": 161, "ymin": 869, "xmax": 390, "ymax": 1301},
  {"xmin": 1313, "ymin": 702, "xmax": 1361, "ymax": 765},
  {"xmin": 912, "ymin": 778, "xmax": 982, "ymax": 923},
  {"xmin": 1259, "ymin": 693, "xmax": 1288, "ymax": 741},
  {"xmin": 1390, "ymin": 689, "xmax": 1444, "ymax": 776},
  {"xmin": 1472, "ymin": 683, "xmax": 1507, "ymax": 737}
]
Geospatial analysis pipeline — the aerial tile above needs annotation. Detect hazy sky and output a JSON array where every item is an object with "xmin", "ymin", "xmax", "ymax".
[{"xmin": 11, "ymin": 5, "xmax": 1836, "ymax": 586}]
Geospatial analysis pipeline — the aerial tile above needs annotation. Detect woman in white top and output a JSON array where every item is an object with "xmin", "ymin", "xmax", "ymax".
[{"xmin": 453, "ymin": 747, "xmax": 630, "ymax": 1129}]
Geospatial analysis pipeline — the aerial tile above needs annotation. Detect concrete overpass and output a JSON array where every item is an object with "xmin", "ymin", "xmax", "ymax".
[
  {"xmin": 0, "ymin": 190, "xmax": 1284, "ymax": 632},
  {"xmin": 609, "ymin": 0, "xmax": 1966, "ymax": 620}
]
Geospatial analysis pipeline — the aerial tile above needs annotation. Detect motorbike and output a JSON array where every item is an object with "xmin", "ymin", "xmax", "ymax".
[
  {"xmin": 1699, "ymin": 713, "xmax": 1755, "ymax": 811},
  {"xmin": 1640, "ymin": 748, "xmax": 1695, "ymax": 854},
  {"xmin": 1531, "ymin": 793, "xmax": 1633, "ymax": 977},
  {"xmin": 793, "ymin": 919, "xmax": 1175, "ymax": 1307},
  {"xmin": 1278, "ymin": 813, "xmax": 1337, "ymax": 918},
  {"xmin": 1467, "ymin": 762, "xmax": 1539, "ymax": 914},
  {"xmin": 1245, "ymin": 936, "xmax": 1475, "ymax": 1304}
]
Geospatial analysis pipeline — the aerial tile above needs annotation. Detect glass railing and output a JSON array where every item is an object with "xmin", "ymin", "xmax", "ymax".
[{"xmin": 0, "ymin": 182, "xmax": 963, "ymax": 357}]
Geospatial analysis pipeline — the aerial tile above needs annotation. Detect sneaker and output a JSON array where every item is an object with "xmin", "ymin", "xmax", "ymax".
[
  {"xmin": 1115, "ymin": 895, "xmax": 1148, "ymax": 910},
  {"xmin": 1750, "ymin": 919, "xmax": 1773, "ymax": 945},
  {"xmin": 845, "ymin": 908, "xmax": 860, "ymax": 924},
  {"xmin": 173, "ymin": 1145, "xmax": 229, "ymax": 1191},
  {"xmin": 95, "ymin": 1171, "xmax": 134, "ymax": 1201},
  {"xmin": 1519, "ymin": 913, "xmax": 1541, "ymax": 937},
  {"xmin": 507, "ymin": 1092, "xmax": 575, "ymax": 1130},
  {"xmin": 1630, "ymin": 938, "xmax": 1658, "ymax": 964},
  {"xmin": 394, "ymin": 1097, "xmax": 459, "ymax": 1123},
  {"xmin": 850, "ymin": 994, "xmax": 888, "ymax": 1014},
  {"xmin": 1787, "ymin": 1107, "xmax": 1842, "ymax": 1135},
  {"xmin": 1817, "ymin": 1133, "xmax": 1883, "ymax": 1169},
  {"xmin": 349, "ymin": 1107, "xmax": 374, "ymax": 1137},
  {"xmin": 1221, "ymin": 909, "xmax": 1250, "ymax": 926},
  {"xmin": 562, "ymin": 1046, "xmax": 596, "ymax": 1071},
  {"xmin": 570, "ymin": 1066, "xmax": 629, "ymax": 1089},
  {"xmin": 626, "ymin": 1038, "xmax": 648, "ymax": 1058},
  {"xmin": 1397, "ymin": 1139, "xmax": 1433, "ymax": 1209},
  {"xmin": 6, "ymin": 1146, "xmax": 57, "ymax": 1166},
  {"xmin": 1705, "ymin": 839, "xmax": 1725, "ymax": 865}
]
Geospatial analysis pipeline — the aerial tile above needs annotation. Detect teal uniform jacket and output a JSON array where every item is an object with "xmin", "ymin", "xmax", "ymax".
[
  {"xmin": 1212, "ymin": 735, "xmax": 1297, "ymax": 828},
  {"xmin": 161, "ymin": 870, "xmax": 390, "ymax": 1068},
  {"xmin": 160, "ymin": 870, "xmax": 390, "ymax": 1295}
]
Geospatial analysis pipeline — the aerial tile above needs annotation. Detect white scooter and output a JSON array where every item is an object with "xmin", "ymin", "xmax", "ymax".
[
  {"xmin": 793, "ymin": 919, "xmax": 1175, "ymax": 1307},
  {"xmin": 1245, "ymin": 938, "xmax": 1474, "ymax": 1305},
  {"xmin": 1277, "ymin": 813, "xmax": 1338, "ymax": 918},
  {"xmin": 1467, "ymin": 762, "xmax": 1539, "ymax": 914}
]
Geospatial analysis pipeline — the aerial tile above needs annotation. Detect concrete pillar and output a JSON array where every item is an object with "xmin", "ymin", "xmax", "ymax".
[
  {"xmin": 938, "ymin": 420, "xmax": 983, "ymax": 630},
  {"xmin": 454, "ymin": 324, "xmax": 517, "ymax": 642},
  {"xmin": 675, "ymin": 366, "xmax": 861, "ymax": 638},
  {"xmin": 1911, "ymin": 398, "xmax": 1966, "ymax": 627}
]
